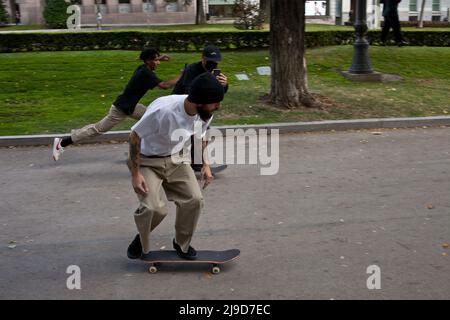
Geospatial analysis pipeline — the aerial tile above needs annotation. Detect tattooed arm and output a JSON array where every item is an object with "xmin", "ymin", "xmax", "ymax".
[{"xmin": 129, "ymin": 131, "xmax": 148, "ymax": 195}]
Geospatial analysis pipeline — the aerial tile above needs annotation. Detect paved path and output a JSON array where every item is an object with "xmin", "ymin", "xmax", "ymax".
[{"xmin": 1, "ymin": 128, "xmax": 449, "ymax": 299}]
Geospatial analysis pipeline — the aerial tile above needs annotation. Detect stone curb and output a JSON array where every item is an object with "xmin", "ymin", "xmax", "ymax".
[{"xmin": 1, "ymin": 116, "xmax": 450, "ymax": 147}]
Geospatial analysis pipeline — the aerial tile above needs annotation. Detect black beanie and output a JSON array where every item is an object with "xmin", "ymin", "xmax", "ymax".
[{"xmin": 188, "ymin": 73, "xmax": 224, "ymax": 104}]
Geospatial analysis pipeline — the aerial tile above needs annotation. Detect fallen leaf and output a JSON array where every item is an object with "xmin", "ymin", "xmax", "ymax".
[
  {"xmin": 442, "ymin": 243, "xmax": 449, "ymax": 249},
  {"xmin": 371, "ymin": 132, "xmax": 383, "ymax": 135},
  {"xmin": 204, "ymin": 273, "xmax": 212, "ymax": 279},
  {"xmin": 8, "ymin": 245, "xmax": 16, "ymax": 249},
  {"xmin": 427, "ymin": 204, "xmax": 435, "ymax": 209}
]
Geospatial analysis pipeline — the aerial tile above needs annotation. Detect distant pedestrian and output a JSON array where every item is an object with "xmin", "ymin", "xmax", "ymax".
[
  {"xmin": 314, "ymin": 2, "xmax": 321, "ymax": 16},
  {"xmin": 96, "ymin": 11, "xmax": 102, "ymax": 30},
  {"xmin": 15, "ymin": 12, "xmax": 20, "ymax": 25},
  {"xmin": 380, "ymin": 0, "xmax": 407, "ymax": 46}
]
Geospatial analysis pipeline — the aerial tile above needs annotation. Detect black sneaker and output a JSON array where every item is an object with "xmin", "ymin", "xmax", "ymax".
[
  {"xmin": 127, "ymin": 234, "xmax": 142, "ymax": 259},
  {"xmin": 173, "ymin": 238, "xmax": 197, "ymax": 260}
]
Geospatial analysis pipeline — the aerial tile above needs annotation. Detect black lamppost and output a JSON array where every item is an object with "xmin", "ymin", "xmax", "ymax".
[{"xmin": 348, "ymin": 0, "xmax": 373, "ymax": 74}]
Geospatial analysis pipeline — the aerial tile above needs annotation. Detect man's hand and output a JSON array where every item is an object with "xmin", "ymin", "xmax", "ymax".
[
  {"xmin": 200, "ymin": 164, "xmax": 214, "ymax": 190},
  {"xmin": 216, "ymin": 73, "xmax": 228, "ymax": 87},
  {"xmin": 159, "ymin": 54, "xmax": 170, "ymax": 62},
  {"xmin": 132, "ymin": 173, "xmax": 149, "ymax": 196}
]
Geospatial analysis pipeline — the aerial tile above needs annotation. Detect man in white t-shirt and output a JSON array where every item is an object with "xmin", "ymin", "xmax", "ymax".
[{"xmin": 127, "ymin": 73, "xmax": 224, "ymax": 260}]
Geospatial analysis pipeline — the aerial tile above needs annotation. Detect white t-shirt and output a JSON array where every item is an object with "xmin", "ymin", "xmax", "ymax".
[{"xmin": 131, "ymin": 94, "xmax": 212, "ymax": 157}]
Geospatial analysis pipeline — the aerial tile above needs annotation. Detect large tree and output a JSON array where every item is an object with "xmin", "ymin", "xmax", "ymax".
[
  {"xmin": 269, "ymin": 0, "xmax": 317, "ymax": 109},
  {"xmin": 43, "ymin": 0, "xmax": 70, "ymax": 29},
  {"xmin": 418, "ymin": 0, "xmax": 426, "ymax": 28},
  {"xmin": 0, "ymin": 0, "xmax": 9, "ymax": 24},
  {"xmin": 259, "ymin": 0, "xmax": 270, "ymax": 20},
  {"xmin": 196, "ymin": 0, "xmax": 206, "ymax": 24}
]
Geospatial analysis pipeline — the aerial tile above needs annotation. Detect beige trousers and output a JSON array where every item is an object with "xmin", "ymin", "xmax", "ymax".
[
  {"xmin": 132, "ymin": 156, "xmax": 204, "ymax": 254},
  {"xmin": 71, "ymin": 104, "xmax": 146, "ymax": 143}
]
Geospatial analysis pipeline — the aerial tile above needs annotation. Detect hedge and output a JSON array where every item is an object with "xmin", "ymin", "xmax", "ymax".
[{"xmin": 0, "ymin": 30, "xmax": 448, "ymax": 53}]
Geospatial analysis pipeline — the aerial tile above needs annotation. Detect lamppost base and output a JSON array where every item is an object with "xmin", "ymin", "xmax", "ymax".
[{"xmin": 341, "ymin": 71, "xmax": 402, "ymax": 82}]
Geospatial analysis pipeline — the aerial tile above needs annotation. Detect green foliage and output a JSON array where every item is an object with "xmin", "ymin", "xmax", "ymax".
[
  {"xmin": 0, "ymin": 30, "xmax": 449, "ymax": 53},
  {"xmin": 0, "ymin": 0, "xmax": 9, "ymax": 24},
  {"xmin": 43, "ymin": 0, "xmax": 70, "ymax": 29},
  {"xmin": 233, "ymin": 0, "xmax": 265, "ymax": 30}
]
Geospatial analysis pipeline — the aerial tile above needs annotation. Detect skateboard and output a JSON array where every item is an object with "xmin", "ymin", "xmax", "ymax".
[
  {"xmin": 194, "ymin": 164, "xmax": 228, "ymax": 176},
  {"xmin": 142, "ymin": 249, "xmax": 240, "ymax": 274},
  {"xmin": 211, "ymin": 164, "xmax": 228, "ymax": 174}
]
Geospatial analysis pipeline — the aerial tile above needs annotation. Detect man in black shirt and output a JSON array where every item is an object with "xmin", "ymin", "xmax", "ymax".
[
  {"xmin": 380, "ymin": 0, "xmax": 406, "ymax": 46},
  {"xmin": 172, "ymin": 45, "xmax": 229, "ymax": 172},
  {"xmin": 52, "ymin": 48, "xmax": 180, "ymax": 161}
]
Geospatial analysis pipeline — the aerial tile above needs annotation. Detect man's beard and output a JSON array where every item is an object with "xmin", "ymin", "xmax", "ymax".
[
  {"xmin": 197, "ymin": 105, "xmax": 213, "ymax": 121},
  {"xmin": 205, "ymin": 61, "xmax": 218, "ymax": 72}
]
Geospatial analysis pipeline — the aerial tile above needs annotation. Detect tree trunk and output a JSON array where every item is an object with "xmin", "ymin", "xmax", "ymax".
[
  {"xmin": 269, "ymin": 0, "xmax": 315, "ymax": 109},
  {"xmin": 9, "ymin": 0, "xmax": 17, "ymax": 24},
  {"xmin": 259, "ymin": 0, "xmax": 270, "ymax": 20},
  {"xmin": 196, "ymin": 0, "xmax": 206, "ymax": 25},
  {"xmin": 418, "ymin": 0, "xmax": 426, "ymax": 28}
]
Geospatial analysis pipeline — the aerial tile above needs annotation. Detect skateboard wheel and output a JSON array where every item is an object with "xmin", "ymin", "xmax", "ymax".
[
  {"xmin": 212, "ymin": 266, "xmax": 221, "ymax": 274},
  {"xmin": 148, "ymin": 266, "xmax": 158, "ymax": 274}
]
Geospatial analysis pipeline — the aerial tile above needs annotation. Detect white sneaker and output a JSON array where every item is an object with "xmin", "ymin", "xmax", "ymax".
[{"xmin": 52, "ymin": 137, "xmax": 64, "ymax": 161}]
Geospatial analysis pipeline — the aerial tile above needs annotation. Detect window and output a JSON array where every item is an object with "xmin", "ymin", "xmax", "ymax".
[
  {"xmin": 432, "ymin": 0, "xmax": 440, "ymax": 12},
  {"xmin": 409, "ymin": 0, "xmax": 417, "ymax": 11},
  {"xmin": 119, "ymin": 0, "xmax": 130, "ymax": 3},
  {"xmin": 432, "ymin": 15, "xmax": 441, "ymax": 21},
  {"xmin": 409, "ymin": 15, "xmax": 418, "ymax": 22}
]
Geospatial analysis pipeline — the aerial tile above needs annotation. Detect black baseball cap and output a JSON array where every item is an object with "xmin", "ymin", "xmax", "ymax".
[
  {"xmin": 202, "ymin": 45, "xmax": 222, "ymax": 62},
  {"xmin": 188, "ymin": 73, "xmax": 224, "ymax": 104}
]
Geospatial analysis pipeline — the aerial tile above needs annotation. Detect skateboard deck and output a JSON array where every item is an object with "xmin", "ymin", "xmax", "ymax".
[
  {"xmin": 210, "ymin": 164, "xmax": 228, "ymax": 174},
  {"xmin": 141, "ymin": 249, "xmax": 240, "ymax": 274}
]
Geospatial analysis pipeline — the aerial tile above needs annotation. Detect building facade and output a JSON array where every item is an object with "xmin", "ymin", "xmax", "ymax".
[
  {"xmin": 5, "ymin": 0, "xmax": 197, "ymax": 25},
  {"xmin": 4, "ymin": 0, "xmax": 450, "ymax": 26},
  {"xmin": 335, "ymin": 0, "xmax": 450, "ymax": 28}
]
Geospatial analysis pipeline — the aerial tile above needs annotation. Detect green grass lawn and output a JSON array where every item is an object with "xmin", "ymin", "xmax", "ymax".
[
  {"xmin": 0, "ymin": 46, "xmax": 449, "ymax": 136},
  {"xmin": 0, "ymin": 24, "xmax": 46, "ymax": 31}
]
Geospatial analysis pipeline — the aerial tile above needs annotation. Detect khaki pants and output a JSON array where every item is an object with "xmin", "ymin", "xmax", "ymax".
[
  {"xmin": 132, "ymin": 156, "xmax": 204, "ymax": 254},
  {"xmin": 71, "ymin": 104, "xmax": 146, "ymax": 143}
]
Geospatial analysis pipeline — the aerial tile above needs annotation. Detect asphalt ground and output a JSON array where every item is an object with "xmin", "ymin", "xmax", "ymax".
[{"xmin": 1, "ymin": 127, "xmax": 449, "ymax": 299}]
